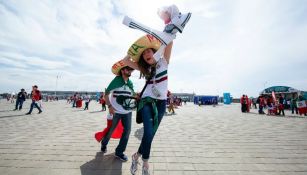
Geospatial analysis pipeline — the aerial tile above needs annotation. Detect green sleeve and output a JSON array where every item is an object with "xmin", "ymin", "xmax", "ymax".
[
  {"xmin": 105, "ymin": 76, "xmax": 125, "ymax": 94},
  {"xmin": 127, "ymin": 79, "xmax": 135, "ymax": 94}
]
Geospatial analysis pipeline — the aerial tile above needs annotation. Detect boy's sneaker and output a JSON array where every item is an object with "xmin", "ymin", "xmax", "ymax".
[
  {"xmin": 142, "ymin": 166, "xmax": 150, "ymax": 175},
  {"xmin": 130, "ymin": 153, "xmax": 139, "ymax": 174},
  {"xmin": 101, "ymin": 145, "xmax": 107, "ymax": 153},
  {"xmin": 115, "ymin": 153, "xmax": 128, "ymax": 162}
]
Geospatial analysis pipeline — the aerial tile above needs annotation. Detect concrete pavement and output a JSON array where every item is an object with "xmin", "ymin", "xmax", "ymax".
[{"xmin": 1, "ymin": 99, "xmax": 307, "ymax": 175}]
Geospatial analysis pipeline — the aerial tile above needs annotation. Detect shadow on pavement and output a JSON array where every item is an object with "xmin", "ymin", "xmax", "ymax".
[
  {"xmin": 89, "ymin": 111, "xmax": 104, "ymax": 114},
  {"xmin": 0, "ymin": 109, "xmax": 14, "ymax": 113},
  {"xmin": 80, "ymin": 152, "xmax": 123, "ymax": 175},
  {"xmin": 0, "ymin": 114, "xmax": 26, "ymax": 119},
  {"xmin": 134, "ymin": 127, "xmax": 143, "ymax": 140},
  {"xmin": 72, "ymin": 109, "xmax": 86, "ymax": 112},
  {"xmin": 246, "ymin": 111, "xmax": 307, "ymax": 119}
]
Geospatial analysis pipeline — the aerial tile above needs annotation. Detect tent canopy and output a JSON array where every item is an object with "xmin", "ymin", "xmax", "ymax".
[{"xmin": 260, "ymin": 86, "xmax": 299, "ymax": 95}]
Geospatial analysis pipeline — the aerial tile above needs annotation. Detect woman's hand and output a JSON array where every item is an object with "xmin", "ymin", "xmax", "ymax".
[
  {"xmin": 135, "ymin": 93, "xmax": 141, "ymax": 101},
  {"xmin": 122, "ymin": 55, "xmax": 140, "ymax": 70}
]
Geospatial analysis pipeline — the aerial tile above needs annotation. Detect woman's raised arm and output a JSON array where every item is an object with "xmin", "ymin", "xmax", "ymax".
[{"xmin": 164, "ymin": 41, "xmax": 173, "ymax": 64}]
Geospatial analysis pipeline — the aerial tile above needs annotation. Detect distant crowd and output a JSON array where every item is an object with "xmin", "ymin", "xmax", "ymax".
[{"xmin": 240, "ymin": 94, "xmax": 307, "ymax": 116}]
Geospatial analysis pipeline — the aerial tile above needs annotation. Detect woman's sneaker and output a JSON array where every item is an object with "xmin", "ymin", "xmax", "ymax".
[
  {"xmin": 142, "ymin": 166, "xmax": 150, "ymax": 175},
  {"xmin": 130, "ymin": 153, "xmax": 139, "ymax": 175}
]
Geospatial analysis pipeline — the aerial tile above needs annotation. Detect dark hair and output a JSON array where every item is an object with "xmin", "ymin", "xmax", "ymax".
[
  {"xmin": 137, "ymin": 48, "xmax": 157, "ymax": 80},
  {"xmin": 33, "ymin": 85, "xmax": 38, "ymax": 88},
  {"xmin": 119, "ymin": 66, "xmax": 129, "ymax": 77}
]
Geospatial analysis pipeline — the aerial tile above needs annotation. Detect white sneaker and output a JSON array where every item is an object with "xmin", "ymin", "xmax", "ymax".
[
  {"xmin": 122, "ymin": 15, "xmax": 175, "ymax": 46},
  {"xmin": 142, "ymin": 166, "xmax": 150, "ymax": 175},
  {"xmin": 171, "ymin": 12, "xmax": 192, "ymax": 33},
  {"xmin": 130, "ymin": 153, "xmax": 139, "ymax": 175}
]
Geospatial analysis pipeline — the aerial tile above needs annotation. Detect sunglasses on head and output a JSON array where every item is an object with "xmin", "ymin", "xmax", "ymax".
[{"xmin": 124, "ymin": 67, "xmax": 134, "ymax": 71}]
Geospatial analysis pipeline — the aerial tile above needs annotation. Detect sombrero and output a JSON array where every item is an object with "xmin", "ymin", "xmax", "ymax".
[
  {"xmin": 111, "ymin": 60, "xmax": 127, "ymax": 75},
  {"xmin": 127, "ymin": 34, "xmax": 161, "ymax": 62}
]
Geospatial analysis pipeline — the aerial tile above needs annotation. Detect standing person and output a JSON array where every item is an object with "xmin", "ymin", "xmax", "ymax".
[
  {"xmin": 100, "ymin": 61, "xmax": 136, "ymax": 162},
  {"xmin": 26, "ymin": 85, "xmax": 42, "ymax": 115},
  {"xmin": 252, "ymin": 98, "xmax": 257, "ymax": 109},
  {"xmin": 14, "ymin": 89, "xmax": 27, "ymax": 110},
  {"xmin": 291, "ymin": 94, "xmax": 298, "ymax": 114},
  {"xmin": 198, "ymin": 98, "xmax": 202, "ymax": 106},
  {"xmin": 72, "ymin": 93, "xmax": 77, "ymax": 108},
  {"xmin": 123, "ymin": 34, "xmax": 174, "ymax": 175},
  {"xmin": 10, "ymin": 93, "xmax": 15, "ymax": 103},
  {"xmin": 258, "ymin": 95, "xmax": 265, "ymax": 114},
  {"xmin": 168, "ymin": 93, "xmax": 175, "ymax": 114},
  {"xmin": 278, "ymin": 95, "xmax": 285, "ymax": 116},
  {"xmin": 246, "ymin": 95, "xmax": 251, "ymax": 112},
  {"xmin": 83, "ymin": 93, "xmax": 91, "ymax": 110},
  {"xmin": 99, "ymin": 93, "xmax": 106, "ymax": 111},
  {"xmin": 240, "ymin": 95, "xmax": 247, "ymax": 112}
]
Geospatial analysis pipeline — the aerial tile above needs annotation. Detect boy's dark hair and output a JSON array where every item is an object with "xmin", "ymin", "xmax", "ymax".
[{"xmin": 119, "ymin": 66, "xmax": 128, "ymax": 77}]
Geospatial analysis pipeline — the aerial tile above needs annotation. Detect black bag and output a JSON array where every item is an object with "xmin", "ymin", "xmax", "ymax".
[{"xmin": 136, "ymin": 106, "xmax": 143, "ymax": 124}]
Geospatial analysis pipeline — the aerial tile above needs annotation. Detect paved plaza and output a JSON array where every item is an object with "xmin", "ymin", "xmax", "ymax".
[{"xmin": 0, "ymin": 99, "xmax": 307, "ymax": 175}]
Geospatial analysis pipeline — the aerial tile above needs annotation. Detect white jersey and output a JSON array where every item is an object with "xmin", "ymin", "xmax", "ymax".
[
  {"xmin": 106, "ymin": 76, "xmax": 135, "ymax": 114},
  {"xmin": 142, "ymin": 57, "xmax": 168, "ymax": 100},
  {"xmin": 109, "ymin": 85, "xmax": 134, "ymax": 114}
]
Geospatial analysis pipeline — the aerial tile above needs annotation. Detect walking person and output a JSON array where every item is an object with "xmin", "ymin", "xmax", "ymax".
[
  {"xmin": 14, "ymin": 88, "xmax": 27, "ymax": 110},
  {"xmin": 122, "ymin": 34, "xmax": 174, "ymax": 175},
  {"xmin": 100, "ymin": 61, "xmax": 136, "ymax": 162},
  {"xmin": 291, "ymin": 94, "xmax": 298, "ymax": 114},
  {"xmin": 83, "ymin": 93, "xmax": 91, "ymax": 110},
  {"xmin": 26, "ymin": 85, "xmax": 42, "ymax": 115}
]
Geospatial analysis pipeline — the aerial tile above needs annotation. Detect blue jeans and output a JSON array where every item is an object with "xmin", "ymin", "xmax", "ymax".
[
  {"xmin": 15, "ymin": 99, "xmax": 24, "ymax": 110},
  {"xmin": 28, "ymin": 100, "xmax": 42, "ymax": 114},
  {"xmin": 291, "ymin": 106, "xmax": 298, "ymax": 114},
  {"xmin": 72, "ymin": 100, "xmax": 76, "ymax": 107},
  {"xmin": 137, "ymin": 100, "xmax": 166, "ymax": 160},
  {"xmin": 101, "ymin": 112, "xmax": 132, "ymax": 155}
]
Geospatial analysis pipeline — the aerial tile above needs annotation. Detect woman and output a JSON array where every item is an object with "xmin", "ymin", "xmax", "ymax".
[{"xmin": 123, "ymin": 34, "xmax": 173, "ymax": 175}]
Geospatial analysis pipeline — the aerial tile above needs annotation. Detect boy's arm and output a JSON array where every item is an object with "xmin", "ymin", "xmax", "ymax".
[{"xmin": 104, "ymin": 92, "xmax": 115, "ymax": 115}]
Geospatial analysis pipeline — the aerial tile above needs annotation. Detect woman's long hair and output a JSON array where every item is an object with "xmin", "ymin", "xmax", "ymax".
[{"xmin": 137, "ymin": 49, "xmax": 157, "ymax": 80}]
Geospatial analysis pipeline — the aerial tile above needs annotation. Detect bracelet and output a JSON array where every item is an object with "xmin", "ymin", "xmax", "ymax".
[{"xmin": 107, "ymin": 104, "xmax": 112, "ymax": 108}]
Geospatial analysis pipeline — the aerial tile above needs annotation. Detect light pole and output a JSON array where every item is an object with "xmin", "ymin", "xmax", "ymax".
[{"xmin": 55, "ymin": 75, "xmax": 60, "ymax": 97}]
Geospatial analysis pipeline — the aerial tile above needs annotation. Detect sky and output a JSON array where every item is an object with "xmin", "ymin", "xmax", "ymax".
[{"xmin": 1, "ymin": 0, "xmax": 307, "ymax": 98}]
